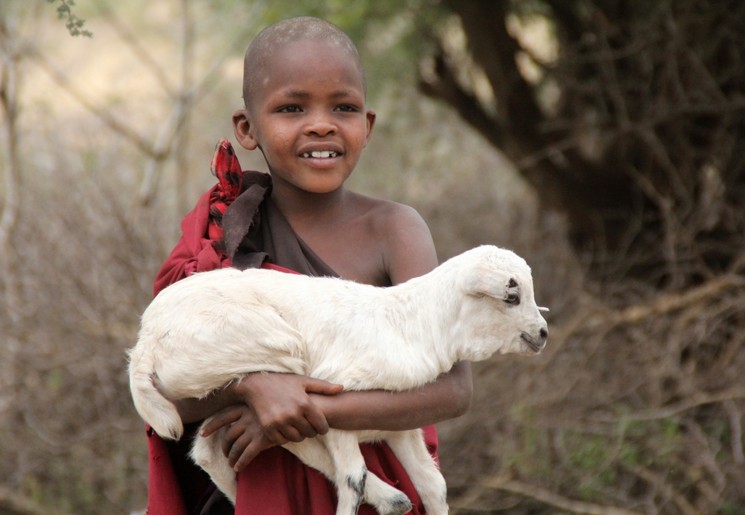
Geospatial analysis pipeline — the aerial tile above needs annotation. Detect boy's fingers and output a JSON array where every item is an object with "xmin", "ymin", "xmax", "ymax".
[
  {"xmin": 303, "ymin": 377, "xmax": 344, "ymax": 395},
  {"xmin": 297, "ymin": 416, "xmax": 322, "ymax": 438},
  {"xmin": 221, "ymin": 424, "xmax": 245, "ymax": 457},
  {"xmin": 227, "ymin": 434, "xmax": 251, "ymax": 468},
  {"xmin": 200, "ymin": 407, "xmax": 242, "ymax": 437},
  {"xmin": 231, "ymin": 439, "xmax": 267, "ymax": 471},
  {"xmin": 270, "ymin": 424, "xmax": 299, "ymax": 445},
  {"xmin": 281, "ymin": 422, "xmax": 314, "ymax": 443},
  {"xmin": 305, "ymin": 408, "xmax": 330, "ymax": 435}
]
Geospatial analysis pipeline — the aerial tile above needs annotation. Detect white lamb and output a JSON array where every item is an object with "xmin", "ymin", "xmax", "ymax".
[{"xmin": 128, "ymin": 245, "xmax": 548, "ymax": 515}]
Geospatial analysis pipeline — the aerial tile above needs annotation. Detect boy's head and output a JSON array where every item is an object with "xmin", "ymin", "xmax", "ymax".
[
  {"xmin": 232, "ymin": 16, "xmax": 375, "ymax": 196},
  {"xmin": 242, "ymin": 17, "xmax": 365, "ymax": 112}
]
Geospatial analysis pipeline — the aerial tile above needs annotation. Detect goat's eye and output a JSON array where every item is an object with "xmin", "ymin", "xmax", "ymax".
[
  {"xmin": 503, "ymin": 278, "xmax": 520, "ymax": 305},
  {"xmin": 505, "ymin": 291, "xmax": 520, "ymax": 305}
]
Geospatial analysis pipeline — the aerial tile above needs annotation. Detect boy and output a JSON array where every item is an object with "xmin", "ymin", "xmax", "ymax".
[{"xmin": 147, "ymin": 16, "xmax": 472, "ymax": 515}]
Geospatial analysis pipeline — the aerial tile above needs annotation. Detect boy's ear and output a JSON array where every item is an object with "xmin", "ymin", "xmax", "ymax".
[
  {"xmin": 233, "ymin": 109, "xmax": 259, "ymax": 150},
  {"xmin": 365, "ymin": 109, "xmax": 376, "ymax": 144}
]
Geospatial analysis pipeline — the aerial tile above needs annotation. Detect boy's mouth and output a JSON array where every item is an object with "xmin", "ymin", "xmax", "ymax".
[{"xmin": 301, "ymin": 150, "xmax": 340, "ymax": 158}]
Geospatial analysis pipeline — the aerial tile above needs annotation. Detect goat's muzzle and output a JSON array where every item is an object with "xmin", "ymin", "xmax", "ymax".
[{"xmin": 520, "ymin": 329, "xmax": 547, "ymax": 353}]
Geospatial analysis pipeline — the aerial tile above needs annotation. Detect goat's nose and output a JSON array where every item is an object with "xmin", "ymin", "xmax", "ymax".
[{"xmin": 539, "ymin": 326, "xmax": 548, "ymax": 348}]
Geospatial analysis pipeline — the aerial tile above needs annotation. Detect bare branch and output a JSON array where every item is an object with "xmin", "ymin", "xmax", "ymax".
[
  {"xmin": 26, "ymin": 45, "xmax": 162, "ymax": 158},
  {"xmin": 593, "ymin": 387, "xmax": 745, "ymax": 424},
  {"xmin": 624, "ymin": 465, "xmax": 699, "ymax": 515},
  {"xmin": 0, "ymin": 3, "xmax": 23, "ymax": 422},
  {"xmin": 93, "ymin": 2, "xmax": 176, "ymax": 96},
  {"xmin": 482, "ymin": 474, "xmax": 644, "ymax": 515},
  {"xmin": 0, "ymin": 14, "xmax": 21, "ymax": 253},
  {"xmin": 557, "ymin": 273, "xmax": 745, "ymax": 338},
  {"xmin": 723, "ymin": 400, "xmax": 744, "ymax": 465},
  {"xmin": 0, "ymin": 486, "xmax": 46, "ymax": 515},
  {"xmin": 135, "ymin": 0, "xmax": 268, "ymax": 208},
  {"xmin": 418, "ymin": 50, "xmax": 504, "ymax": 148}
]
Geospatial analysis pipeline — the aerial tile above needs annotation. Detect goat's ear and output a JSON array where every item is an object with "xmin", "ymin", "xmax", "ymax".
[{"xmin": 465, "ymin": 267, "xmax": 511, "ymax": 299}]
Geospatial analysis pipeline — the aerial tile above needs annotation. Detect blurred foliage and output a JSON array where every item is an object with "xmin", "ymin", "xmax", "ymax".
[{"xmin": 47, "ymin": 0, "xmax": 92, "ymax": 37}]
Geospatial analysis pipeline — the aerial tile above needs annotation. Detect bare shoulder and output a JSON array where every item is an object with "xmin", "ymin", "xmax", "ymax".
[{"xmin": 351, "ymin": 193, "xmax": 438, "ymax": 285}]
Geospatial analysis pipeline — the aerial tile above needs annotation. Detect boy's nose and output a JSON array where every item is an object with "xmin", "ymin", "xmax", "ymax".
[{"xmin": 305, "ymin": 114, "xmax": 337, "ymax": 137}]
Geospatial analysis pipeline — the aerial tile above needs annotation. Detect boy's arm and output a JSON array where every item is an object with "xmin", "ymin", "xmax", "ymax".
[
  {"xmin": 312, "ymin": 361, "xmax": 472, "ymax": 431},
  {"xmin": 199, "ymin": 361, "xmax": 471, "ymax": 471},
  {"xmin": 174, "ymin": 373, "xmax": 343, "ymax": 440}
]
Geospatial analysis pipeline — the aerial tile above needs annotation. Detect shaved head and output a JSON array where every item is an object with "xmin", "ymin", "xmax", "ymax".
[{"xmin": 242, "ymin": 17, "xmax": 365, "ymax": 110}]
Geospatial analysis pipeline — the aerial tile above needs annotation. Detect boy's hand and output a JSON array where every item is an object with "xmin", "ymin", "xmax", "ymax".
[
  {"xmin": 200, "ymin": 404, "xmax": 273, "ymax": 470},
  {"xmin": 201, "ymin": 373, "xmax": 343, "ymax": 469},
  {"xmin": 235, "ymin": 372, "xmax": 343, "ymax": 443}
]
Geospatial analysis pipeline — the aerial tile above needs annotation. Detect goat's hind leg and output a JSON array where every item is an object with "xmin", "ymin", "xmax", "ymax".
[
  {"xmin": 191, "ymin": 429, "xmax": 238, "ymax": 504},
  {"xmin": 285, "ymin": 431, "xmax": 411, "ymax": 515},
  {"xmin": 285, "ymin": 431, "xmax": 363, "ymax": 515},
  {"xmin": 362, "ymin": 473, "xmax": 413, "ymax": 515}
]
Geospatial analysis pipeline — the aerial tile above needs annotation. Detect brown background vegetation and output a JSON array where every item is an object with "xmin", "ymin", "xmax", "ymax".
[{"xmin": 0, "ymin": 1, "xmax": 743, "ymax": 514}]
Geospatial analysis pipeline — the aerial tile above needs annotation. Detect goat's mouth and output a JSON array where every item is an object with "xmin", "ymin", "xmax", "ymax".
[{"xmin": 520, "ymin": 332, "xmax": 545, "ymax": 354}]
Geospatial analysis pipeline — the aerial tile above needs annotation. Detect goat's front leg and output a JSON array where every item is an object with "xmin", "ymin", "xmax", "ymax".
[
  {"xmin": 384, "ymin": 429, "xmax": 449, "ymax": 515},
  {"xmin": 322, "ymin": 429, "xmax": 368, "ymax": 515}
]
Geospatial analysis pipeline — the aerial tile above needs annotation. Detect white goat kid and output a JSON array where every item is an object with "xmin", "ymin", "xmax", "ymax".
[{"xmin": 128, "ymin": 245, "xmax": 548, "ymax": 515}]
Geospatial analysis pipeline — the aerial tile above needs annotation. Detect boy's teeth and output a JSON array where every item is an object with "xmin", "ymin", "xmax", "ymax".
[{"xmin": 303, "ymin": 151, "xmax": 338, "ymax": 158}]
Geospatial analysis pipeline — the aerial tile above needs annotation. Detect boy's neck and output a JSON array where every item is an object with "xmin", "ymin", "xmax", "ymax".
[{"xmin": 271, "ymin": 185, "xmax": 351, "ymax": 231}]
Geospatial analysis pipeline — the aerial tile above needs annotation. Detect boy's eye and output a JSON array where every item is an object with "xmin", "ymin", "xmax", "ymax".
[
  {"xmin": 278, "ymin": 105, "xmax": 302, "ymax": 113},
  {"xmin": 335, "ymin": 104, "xmax": 359, "ymax": 112}
]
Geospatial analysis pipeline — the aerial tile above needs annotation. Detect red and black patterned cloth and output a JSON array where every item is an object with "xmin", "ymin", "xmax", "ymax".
[{"xmin": 207, "ymin": 139, "xmax": 247, "ymax": 251}]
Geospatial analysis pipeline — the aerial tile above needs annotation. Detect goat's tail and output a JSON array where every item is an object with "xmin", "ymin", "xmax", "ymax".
[{"xmin": 128, "ymin": 343, "xmax": 184, "ymax": 441}]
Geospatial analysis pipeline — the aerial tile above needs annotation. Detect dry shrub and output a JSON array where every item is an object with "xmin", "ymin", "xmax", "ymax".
[
  {"xmin": 437, "ymin": 228, "xmax": 745, "ymax": 513},
  {"xmin": 0, "ymin": 146, "xmax": 162, "ymax": 513},
  {"xmin": 391, "ymin": 92, "xmax": 745, "ymax": 514}
]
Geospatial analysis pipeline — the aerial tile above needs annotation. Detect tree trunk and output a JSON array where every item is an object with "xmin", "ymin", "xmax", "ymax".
[{"xmin": 421, "ymin": 0, "xmax": 745, "ymax": 286}]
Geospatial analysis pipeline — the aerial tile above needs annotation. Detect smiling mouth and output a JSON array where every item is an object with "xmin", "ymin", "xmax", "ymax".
[{"xmin": 301, "ymin": 150, "xmax": 340, "ymax": 158}]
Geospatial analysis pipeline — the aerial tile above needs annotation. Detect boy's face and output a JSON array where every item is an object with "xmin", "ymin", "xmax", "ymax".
[{"xmin": 234, "ymin": 39, "xmax": 375, "ymax": 196}]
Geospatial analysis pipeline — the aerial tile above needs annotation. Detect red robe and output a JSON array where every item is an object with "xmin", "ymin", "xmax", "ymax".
[{"xmin": 145, "ymin": 140, "xmax": 438, "ymax": 514}]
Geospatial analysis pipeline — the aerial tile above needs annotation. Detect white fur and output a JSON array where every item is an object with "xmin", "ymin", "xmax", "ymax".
[{"xmin": 128, "ymin": 245, "xmax": 548, "ymax": 515}]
